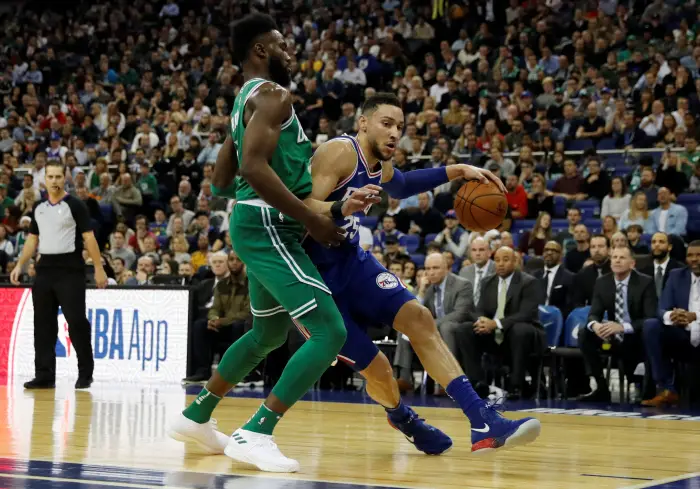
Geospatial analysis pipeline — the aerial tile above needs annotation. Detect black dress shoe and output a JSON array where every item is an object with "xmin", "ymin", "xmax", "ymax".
[
  {"xmin": 576, "ymin": 389, "xmax": 611, "ymax": 403},
  {"xmin": 75, "ymin": 377, "xmax": 93, "ymax": 389},
  {"xmin": 181, "ymin": 373, "xmax": 209, "ymax": 385},
  {"xmin": 24, "ymin": 378, "xmax": 56, "ymax": 389}
]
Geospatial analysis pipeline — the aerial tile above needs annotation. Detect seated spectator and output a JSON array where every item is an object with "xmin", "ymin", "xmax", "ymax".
[
  {"xmin": 178, "ymin": 262, "xmax": 197, "ymax": 286},
  {"xmin": 642, "ymin": 242, "xmax": 700, "ymax": 407},
  {"xmin": 110, "ymin": 257, "xmax": 129, "ymax": 285},
  {"xmin": 519, "ymin": 212, "xmax": 552, "ymax": 257},
  {"xmin": 610, "ymin": 231, "xmax": 629, "ymax": 249},
  {"xmin": 582, "ymin": 157, "xmax": 611, "ymax": 203},
  {"xmin": 553, "ymin": 159, "xmax": 585, "ymax": 201},
  {"xmin": 485, "ymin": 148, "xmax": 516, "ymax": 178},
  {"xmin": 129, "ymin": 215, "xmax": 155, "ymax": 254},
  {"xmin": 505, "ymin": 174, "xmax": 528, "ymax": 220},
  {"xmin": 126, "ymin": 255, "xmax": 156, "ymax": 285},
  {"xmin": 602, "ymin": 215, "xmax": 618, "ymax": 241},
  {"xmin": 615, "ymin": 111, "xmax": 648, "ymax": 148},
  {"xmin": 556, "ymin": 207, "xmax": 583, "ymax": 254},
  {"xmin": 374, "ymin": 215, "xmax": 407, "ymax": 249},
  {"xmin": 432, "ymin": 210, "xmax": 469, "ymax": 258},
  {"xmin": 656, "ymin": 152, "xmax": 690, "ymax": 198},
  {"xmin": 573, "ymin": 234, "xmax": 612, "ymax": 307},
  {"xmin": 156, "ymin": 259, "xmax": 179, "ymax": 276},
  {"xmin": 601, "ymin": 177, "xmax": 632, "ymax": 221},
  {"xmin": 150, "ymin": 209, "xmax": 168, "ymax": 237},
  {"xmin": 576, "ymin": 102, "xmax": 606, "ymax": 142},
  {"xmin": 139, "ymin": 235, "xmax": 161, "ymax": 266},
  {"xmin": 408, "ymin": 193, "xmax": 443, "ymax": 237},
  {"xmin": 183, "ymin": 251, "xmax": 251, "ymax": 383},
  {"xmin": 638, "ymin": 232, "xmax": 685, "ymax": 298},
  {"xmin": 113, "ymin": 173, "xmax": 143, "ymax": 221},
  {"xmin": 393, "ymin": 253, "xmax": 473, "ymax": 393},
  {"xmin": 383, "ymin": 235, "xmax": 410, "ymax": 263},
  {"xmin": 637, "ymin": 167, "xmax": 660, "ymax": 209},
  {"xmin": 626, "ymin": 224, "xmax": 650, "ymax": 255},
  {"xmin": 191, "ymin": 234, "xmax": 211, "ymax": 272},
  {"xmin": 526, "ymin": 173, "xmax": 554, "ymax": 219},
  {"xmin": 619, "ymin": 191, "xmax": 651, "ymax": 231},
  {"xmin": 171, "ymin": 236, "xmax": 192, "ymax": 265},
  {"xmin": 645, "ymin": 187, "xmax": 688, "ymax": 236},
  {"xmin": 535, "ymin": 241, "xmax": 574, "ymax": 320},
  {"xmin": 639, "ymin": 100, "xmax": 665, "ymax": 139},
  {"xmin": 167, "ymin": 195, "xmax": 195, "ymax": 235},
  {"xmin": 578, "ymin": 246, "xmax": 657, "ymax": 402},
  {"xmin": 109, "ymin": 230, "xmax": 136, "ymax": 270},
  {"xmin": 461, "ymin": 246, "xmax": 545, "ymax": 400},
  {"xmin": 136, "ymin": 161, "xmax": 159, "ymax": 205}
]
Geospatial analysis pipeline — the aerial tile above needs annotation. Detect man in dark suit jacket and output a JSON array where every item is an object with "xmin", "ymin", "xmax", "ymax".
[
  {"xmin": 642, "ymin": 241, "xmax": 700, "ymax": 407},
  {"xmin": 637, "ymin": 232, "xmax": 684, "ymax": 299},
  {"xmin": 458, "ymin": 247, "xmax": 546, "ymax": 400},
  {"xmin": 578, "ymin": 246, "xmax": 657, "ymax": 402},
  {"xmin": 533, "ymin": 241, "xmax": 575, "ymax": 320},
  {"xmin": 573, "ymin": 235, "xmax": 612, "ymax": 307},
  {"xmin": 394, "ymin": 253, "xmax": 474, "ymax": 392}
]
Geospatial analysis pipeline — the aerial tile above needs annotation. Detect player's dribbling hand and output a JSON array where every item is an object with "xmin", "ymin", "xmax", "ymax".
[
  {"xmin": 305, "ymin": 213, "xmax": 346, "ymax": 248},
  {"xmin": 448, "ymin": 164, "xmax": 507, "ymax": 194},
  {"xmin": 94, "ymin": 268, "xmax": 108, "ymax": 289},
  {"xmin": 342, "ymin": 184, "xmax": 382, "ymax": 216},
  {"xmin": 9, "ymin": 265, "xmax": 21, "ymax": 285}
]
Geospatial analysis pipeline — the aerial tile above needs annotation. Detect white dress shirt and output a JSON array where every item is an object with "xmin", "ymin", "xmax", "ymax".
[
  {"xmin": 587, "ymin": 273, "xmax": 634, "ymax": 336},
  {"xmin": 543, "ymin": 264, "xmax": 559, "ymax": 305},
  {"xmin": 494, "ymin": 273, "xmax": 514, "ymax": 330},
  {"xmin": 662, "ymin": 275, "xmax": 700, "ymax": 347},
  {"xmin": 658, "ymin": 209, "xmax": 669, "ymax": 233},
  {"xmin": 655, "ymin": 256, "xmax": 670, "ymax": 277}
]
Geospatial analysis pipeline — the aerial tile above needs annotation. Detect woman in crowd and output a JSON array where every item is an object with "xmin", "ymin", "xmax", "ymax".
[
  {"xmin": 601, "ymin": 176, "xmax": 631, "ymax": 221},
  {"xmin": 602, "ymin": 215, "xmax": 618, "ymax": 241},
  {"xmin": 527, "ymin": 173, "xmax": 554, "ymax": 218},
  {"xmin": 519, "ymin": 211, "xmax": 551, "ymax": 257},
  {"xmin": 619, "ymin": 191, "xmax": 650, "ymax": 231}
]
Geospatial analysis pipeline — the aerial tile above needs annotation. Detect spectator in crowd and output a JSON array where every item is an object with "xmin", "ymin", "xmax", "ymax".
[
  {"xmin": 167, "ymin": 196, "xmax": 195, "ymax": 236},
  {"xmin": 602, "ymin": 216, "xmax": 619, "ymax": 242},
  {"xmin": 109, "ymin": 230, "xmax": 135, "ymax": 270},
  {"xmin": 459, "ymin": 237, "xmax": 495, "ymax": 306},
  {"xmin": 553, "ymin": 159, "xmax": 585, "ymax": 201},
  {"xmin": 557, "ymin": 208, "xmax": 583, "ymax": 254},
  {"xmin": 638, "ymin": 167, "xmax": 660, "ymax": 209},
  {"xmin": 643, "ymin": 241, "xmax": 700, "ymax": 407},
  {"xmin": 573, "ymin": 235, "xmax": 612, "ymax": 307},
  {"xmin": 646, "ymin": 187, "xmax": 688, "ymax": 236},
  {"xmin": 432, "ymin": 210, "xmax": 468, "ymax": 259},
  {"xmin": 409, "ymin": 193, "xmax": 443, "ymax": 237},
  {"xmin": 582, "ymin": 158, "xmax": 611, "ymax": 203},
  {"xmin": 619, "ymin": 192, "xmax": 651, "ymax": 231},
  {"xmin": 601, "ymin": 177, "xmax": 632, "ymax": 221},
  {"xmin": 578, "ymin": 246, "xmax": 657, "ymax": 402},
  {"xmin": 462, "ymin": 247, "xmax": 545, "ymax": 400},
  {"xmin": 533, "ymin": 241, "xmax": 574, "ymax": 320},
  {"xmin": 126, "ymin": 255, "xmax": 156, "ymax": 286},
  {"xmin": 505, "ymin": 174, "xmax": 528, "ymax": 220},
  {"xmin": 626, "ymin": 225, "xmax": 650, "ymax": 255},
  {"xmin": 393, "ymin": 253, "xmax": 473, "ymax": 394},
  {"xmin": 638, "ymin": 233, "xmax": 685, "ymax": 298},
  {"xmin": 183, "ymin": 251, "xmax": 250, "ymax": 383},
  {"xmin": 519, "ymin": 212, "xmax": 552, "ymax": 257},
  {"xmin": 374, "ymin": 215, "xmax": 407, "ymax": 249},
  {"xmin": 526, "ymin": 173, "xmax": 554, "ymax": 219},
  {"xmin": 113, "ymin": 173, "xmax": 142, "ymax": 222}
]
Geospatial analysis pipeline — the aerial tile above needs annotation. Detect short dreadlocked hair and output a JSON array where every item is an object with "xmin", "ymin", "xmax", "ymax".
[{"xmin": 232, "ymin": 13, "xmax": 279, "ymax": 65}]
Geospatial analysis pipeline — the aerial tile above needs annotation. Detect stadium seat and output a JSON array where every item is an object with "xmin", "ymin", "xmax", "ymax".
[
  {"xmin": 563, "ymin": 306, "xmax": 590, "ymax": 348},
  {"xmin": 597, "ymin": 138, "xmax": 616, "ymax": 150},
  {"xmin": 573, "ymin": 200, "xmax": 600, "ymax": 218},
  {"xmin": 157, "ymin": 236, "xmax": 168, "ymax": 248},
  {"xmin": 539, "ymin": 305, "xmax": 564, "ymax": 349},
  {"xmin": 511, "ymin": 219, "xmax": 536, "ymax": 232},
  {"xmin": 409, "ymin": 253, "xmax": 425, "ymax": 268},
  {"xmin": 583, "ymin": 218, "xmax": 602, "ymax": 230},
  {"xmin": 546, "ymin": 179, "xmax": 556, "ymax": 191},
  {"xmin": 359, "ymin": 215, "xmax": 378, "ymax": 230},
  {"xmin": 404, "ymin": 234, "xmax": 420, "ymax": 253},
  {"xmin": 551, "ymin": 219, "xmax": 568, "ymax": 229},
  {"xmin": 99, "ymin": 204, "xmax": 113, "ymax": 222},
  {"xmin": 566, "ymin": 139, "xmax": 594, "ymax": 151},
  {"xmin": 553, "ymin": 195, "xmax": 567, "ymax": 217},
  {"xmin": 424, "ymin": 233, "xmax": 438, "ymax": 245}
]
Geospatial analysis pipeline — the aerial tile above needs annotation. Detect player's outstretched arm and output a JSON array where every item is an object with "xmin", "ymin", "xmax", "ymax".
[
  {"xmin": 380, "ymin": 163, "xmax": 506, "ymax": 199},
  {"xmin": 304, "ymin": 139, "xmax": 381, "ymax": 217},
  {"xmin": 240, "ymin": 87, "xmax": 344, "ymax": 247},
  {"xmin": 211, "ymin": 135, "xmax": 238, "ymax": 198}
]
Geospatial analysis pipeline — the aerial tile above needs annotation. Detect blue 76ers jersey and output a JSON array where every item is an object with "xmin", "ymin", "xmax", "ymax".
[{"xmin": 303, "ymin": 134, "xmax": 382, "ymax": 272}]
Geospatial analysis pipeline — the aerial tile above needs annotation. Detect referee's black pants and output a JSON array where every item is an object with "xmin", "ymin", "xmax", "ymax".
[{"xmin": 32, "ymin": 267, "xmax": 94, "ymax": 381}]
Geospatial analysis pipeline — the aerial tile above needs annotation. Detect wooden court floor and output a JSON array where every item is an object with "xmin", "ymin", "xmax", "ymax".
[{"xmin": 0, "ymin": 382, "xmax": 699, "ymax": 489}]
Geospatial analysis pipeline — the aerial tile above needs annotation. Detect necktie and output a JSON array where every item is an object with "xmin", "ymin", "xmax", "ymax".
[
  {"xmin": 474, "ymin": 269, "xmax": 482, "ymax": 305},
  {"xmin": 435, "ymin": 285, "xmax": 444, "ymax": 319},
  {"xmin": 496, "ymin": 279, "xmax": 507, "ymax": 320},
  {"xmin": 692, "ymin": 280, "xmax": 700, "ymax": 347},
  {"xmin": 543, "ymin": 269, "xmax": 550, "ymax": 305},
  {"xmin": 655, "ymin": 265, "xmax": 664, "ymax": 298},
  {"xmin": 615, "ymin": 282, "xmax": 625, "ymax": 324}
]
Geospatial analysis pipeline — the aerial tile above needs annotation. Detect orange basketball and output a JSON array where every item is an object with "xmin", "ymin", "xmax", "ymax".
[{"xmin": 454, "ymin": 180, "xmax": 508, "ymax": 232}]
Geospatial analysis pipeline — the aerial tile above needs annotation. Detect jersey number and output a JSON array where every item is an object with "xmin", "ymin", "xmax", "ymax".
[{"xmin": 340, "ymin": 215, "xmax": 359, "ymax": 240}]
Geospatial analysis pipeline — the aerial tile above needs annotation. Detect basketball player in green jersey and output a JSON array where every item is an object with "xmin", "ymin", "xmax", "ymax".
[{"xmin": 168, "ymin": 13, "xmax": 380, "ymax": 473}]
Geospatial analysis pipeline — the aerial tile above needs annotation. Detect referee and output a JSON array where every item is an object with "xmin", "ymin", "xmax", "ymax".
[{"xmin": 11, "ymin": 161, "xmax": 107, "ymax": 390}]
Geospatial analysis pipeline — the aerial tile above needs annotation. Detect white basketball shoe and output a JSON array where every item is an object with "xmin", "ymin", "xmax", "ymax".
[
  {"xmin": 167, "ymin": 413, "xmax": 229, "ymax": 454},
  {"xmin": 224, "ymin": 428, "xmax": 300, "ymax": 473}
]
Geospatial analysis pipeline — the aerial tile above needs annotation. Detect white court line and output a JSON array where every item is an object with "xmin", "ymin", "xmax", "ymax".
[
  {"xmin": 619, "ymin": 472, "xmax": 700, "ymax": 489},
  {"xmin": 0, "ymin": 472, "xmax": 190, "ymax": 488}
]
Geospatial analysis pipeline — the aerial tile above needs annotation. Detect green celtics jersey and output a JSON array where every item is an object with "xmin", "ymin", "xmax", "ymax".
[{"xmin": 230, "ymin": 77, "xmax": 313, "ymax": 202}]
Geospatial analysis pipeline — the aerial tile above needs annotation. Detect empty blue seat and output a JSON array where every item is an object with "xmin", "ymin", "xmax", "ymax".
[
  {"xmin": 566, "ymin": 139, "xmax": 594, "ymax": 151},
  {"xmin": 677, "ymin": 194, "xmax": 700, "ymax": 206},
  {"xmin": 546, "ymin": 179, "xmax": 556, "ymax": 191},
  {"xmin": 612, "ymin": 167, "xmax": 633, "ymax": 177},
  {"xmin": 359, "ymin": 215, "xmax": 378, "ymax": 230},
  {"xmin": 553, "ymin": 195, "xmax": 567, "ymax": 217},
  {"xmin": 574, "ymin": 200, "xmax": 600, "ymax": 218},
  {"xmin": 539, "ymin": 305, "xmax": 564, "ymax": 348},
  {"xmin": 551, "ymin": 219, "xmax": 568, "ymax": 229},
  {"xmin": 583, "ymin": 218, "xmax": 601, "ymax": 229},
  {"xmin": 99, "ymin": 204, "xmax": 113, "ymax": 221},
  {"xmin": 597, "ymin": 138, "xmax": 616, "ymax": 150},
  {"xmin": 425, "ymin": 233, "xmax": 438, "ymax": 245},
  {"xmin": 409, "ymin": 253, "xmax": 425, "ymax": 268},
  {"xmin": 157, "ymin": 235, "xmax": 169, "ymax": 248},
  {"xmin": 511, "ymin": 219, "xmax": 536, "ymax": 232},
  {"xmin": 404, "ymin": 234, "xmax": 420, "ymax": 253},
  {"xmin": 564, "ymin": 306, "xmax": 591, "ymax": 348}
]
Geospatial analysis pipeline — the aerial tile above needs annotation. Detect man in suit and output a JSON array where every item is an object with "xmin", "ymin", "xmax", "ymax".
[
  {"xmin": 459, "ymin": 236, "xmax": 495, "ymax": 306},
  {"xmin": 183, "ymin": 251, "xmax": 249, "ymax": 383},
  {"xmin": 573, "ymin": 234, "xmax": 612, "ymax": 307},
  {"xmin": 533, "ymin": 241, "xmax": 575, "ymax": 320},
  {"xmin": 394, "ymin": 253, "xmax": 474, "ymax": 393},
  {"xmin": 638, "ymin": 232, "xmax": 684, "ymax": 299},
  {"xmin": 578, "ymin": 246, "xmax": 657, "ymax": 402},
  {"xmin": 459, "ymin": 247, "xmax": 546, "ymax": 400},
  {"xmin": 645, "ymin": 187, "xmax": 688, "ymax": 236},
  {"xmin": 642, "ymin": 241, "xmax": 700, "ymax": 407}
]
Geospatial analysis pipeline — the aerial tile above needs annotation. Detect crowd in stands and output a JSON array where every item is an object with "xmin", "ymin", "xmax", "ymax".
[{"xmin": 1, "ymin": 0, "xmax": 700, "ymax": 405}]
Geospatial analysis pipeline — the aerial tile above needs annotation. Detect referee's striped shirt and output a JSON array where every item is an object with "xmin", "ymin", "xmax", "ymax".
[{"xmin": 30, "ymin": 195, "xmax": 92, "ymax": 270}]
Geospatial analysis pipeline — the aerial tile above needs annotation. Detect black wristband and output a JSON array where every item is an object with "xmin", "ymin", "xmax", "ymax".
[{"xmin": 330, "ymin": 200, "xmax": 344, "ymax": 220}]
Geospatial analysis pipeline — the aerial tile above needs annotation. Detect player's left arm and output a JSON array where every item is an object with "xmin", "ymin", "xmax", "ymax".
[
  {"xmin": 211, "ymin": 135, "xmax": 238, "ymax": 198},
  {"xmin": 380, "ymin": 162, "xmax": 506, "ymax": 198},
  {"xmin": 304, "ymin": 139, "xmax": 381, "ymax": 217}
]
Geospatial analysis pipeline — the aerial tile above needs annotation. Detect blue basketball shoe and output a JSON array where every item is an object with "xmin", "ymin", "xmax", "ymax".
[
  {"xmin": 470, "ymin": 400, "xmax": 541, "ymax": 454},
  {"xmin": 387, "ymin": 406, "xmax": 453, "ymax": 455}
]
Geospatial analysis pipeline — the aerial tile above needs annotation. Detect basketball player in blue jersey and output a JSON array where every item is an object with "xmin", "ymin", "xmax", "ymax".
[{"xmin": 302, "ymin": 92, "xmax": 541, "ymax": 454}]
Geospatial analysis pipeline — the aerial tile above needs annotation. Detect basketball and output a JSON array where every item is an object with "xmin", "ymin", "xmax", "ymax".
[{"xmin": 454, "ymin": 179, "xmax": 508, "ymax": 232}]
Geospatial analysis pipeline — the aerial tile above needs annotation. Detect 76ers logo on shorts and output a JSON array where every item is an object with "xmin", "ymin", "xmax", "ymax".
[{"xmin": 376, "ymin": 272, "xmax": 399, "ymax": 290}]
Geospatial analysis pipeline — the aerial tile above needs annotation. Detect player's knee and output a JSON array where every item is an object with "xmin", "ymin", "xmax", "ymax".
[{"xmin": 301, "ymin": 307, "xmax": 347, "ymax": 351}]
